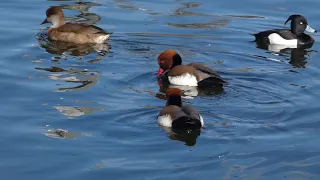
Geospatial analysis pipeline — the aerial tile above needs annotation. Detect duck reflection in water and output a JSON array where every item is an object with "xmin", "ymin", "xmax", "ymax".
[
  {"xmin": 43, "ymin": 128, "xmax": 91, "ymax": 139},
  {"xmin": 35, "ymin": 66, "xmax": 100, "ymax": 92},
  {"xmin": 157, "ymin": 88, "xmax": 203, "ymax": 146},
  {"xmin": 255, "ymin": 41, "xmax": 316, "ymax": 68},
  {"xmin": 60, "ymin": 1, "xmax": 102, "ymax": 25},
  {"xmin": 162, "ymin": 127, "xmax": 201, "ymax": 146}
]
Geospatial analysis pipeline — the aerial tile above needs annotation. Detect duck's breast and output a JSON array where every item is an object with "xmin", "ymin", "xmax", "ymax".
[{"xmin": 167, "ymin": 65, "xmax": 198, "ymax": 86}]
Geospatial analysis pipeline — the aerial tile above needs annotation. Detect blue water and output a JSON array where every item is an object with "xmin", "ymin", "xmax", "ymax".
[{"xmin": 1, "ymin": 0, "xmax": 320, "ymax": 179}]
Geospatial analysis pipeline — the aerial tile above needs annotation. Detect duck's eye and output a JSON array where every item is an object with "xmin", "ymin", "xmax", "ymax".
[{"xmin": 300, "ymin": 22, "xmax": 303, "ymax": 25}]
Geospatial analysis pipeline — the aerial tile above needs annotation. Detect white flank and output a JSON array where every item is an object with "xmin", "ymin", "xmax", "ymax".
[
  {"xmin": 199, "ymin": 115, "xmax": 204, "ymax": 127},
  {"xmin": 268, "ymin": 44, "xmax": 297, "ymax": 52},
  {"xmin": 157, "ymin": 114, "xmax": 172, "ymax": 127},
  {"xmin": 95, "ymin": 34, "xmax": 110, "ymax": 44},
  {"xmin": 168, "ymin": 73, "xmax": 198, "ymax": 86},
  {"xmin": 268, "ymin": 33, "xmax": 297, "ymax": 46}
]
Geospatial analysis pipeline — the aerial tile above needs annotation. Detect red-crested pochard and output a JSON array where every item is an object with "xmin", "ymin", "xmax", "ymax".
[
  {"xmin": 156, "ymin": 50, "xmax": 225, "ymax": 87},
  {"xmin": 157, "ymin": 88, "xmax": 204, "ymax": 130},
  {"xmin": 40, "ymin": 7, "xmax": 111, "ymax": 44}
]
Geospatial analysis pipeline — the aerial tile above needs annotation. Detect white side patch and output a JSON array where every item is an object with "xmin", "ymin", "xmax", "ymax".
[
  {"xmin": 268, "ymin": 33, "xmax": 298, "ymax": 46},
  {"xmin": 95, "ymin": 34, "xmax": 110, "ymax": 44},
  {"xmin": 157, "ymin": 114, "xmax": 172, "ymax": 127},
  {"xmin": 168, "ymin": 73, "xmax": 198, "ymax": 86},
  {"xmin": 199, "ymin": 115, "xmax": 204, "ymax": 127},
  {"xmin": 268, "ymin": 44, "xmax": 297, "ymax": 52}
]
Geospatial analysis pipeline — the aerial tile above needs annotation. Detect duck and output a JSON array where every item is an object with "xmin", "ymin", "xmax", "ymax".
[
  {"xmin": 157, "ymin": 88, "xmax": 204, "ymax": 130},
  {"xmin": 252, "ymin": 14, "xmax": 316, "ymax": 46},
  {"xmin": 40, "ymin": 6, "xmax": 111, "ymax": 44},
  {"xmin": 156, "ymin": 50, "xmax": 225, "ymax": 87}
]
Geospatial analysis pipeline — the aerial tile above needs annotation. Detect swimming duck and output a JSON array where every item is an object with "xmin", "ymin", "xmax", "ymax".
[
  {"xmin": 252, "ymin": 14, "xmax": 316, "ymax": 46},
  {"xmin": 157, "ymin": 88, "xmax": 204, "ymax": 130},
  {"xmin": 156, "ymin": 50, "xmax": 225, "ymax": 87},
  {"xmin": 40, "ymin": 6, "xmax": 111, "ymax": 44}
]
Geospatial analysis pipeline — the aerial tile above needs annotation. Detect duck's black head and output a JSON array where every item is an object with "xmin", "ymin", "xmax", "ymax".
[{"xmin": 285, "ymin": 14, "xmax": 316, "ymax": 36}]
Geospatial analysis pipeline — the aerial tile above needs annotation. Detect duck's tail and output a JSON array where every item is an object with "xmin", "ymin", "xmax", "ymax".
[{"xmin": 249, "ymin": 33, "xmax": 258, "ymax": 42}]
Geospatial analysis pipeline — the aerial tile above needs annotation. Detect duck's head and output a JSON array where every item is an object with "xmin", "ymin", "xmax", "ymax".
[
  {"xmin": 41, "ymin": 6, "xmax": 65, "ymax": 27},
  {"xmin": 166, "ymin": 88, "xmax": 182, "ymax": 107},
  {"xmin": 285, "ymin": 14, "xmax": 316, "ymax": 36},
  {"xmin": 157, "ymin": 50, "xmax": 182, "ymax": 77}
]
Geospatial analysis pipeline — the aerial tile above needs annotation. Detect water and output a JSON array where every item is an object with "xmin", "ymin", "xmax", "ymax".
[{"xmin": 1, "ymin": 0, "xmax": 320, "ymax": 179}]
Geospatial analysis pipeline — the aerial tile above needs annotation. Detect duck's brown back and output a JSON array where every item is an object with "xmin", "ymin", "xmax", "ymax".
[
  {"xmin": 167, "ymin": 65, "xmax": 198, "ymax": 78},
  {"xmin": 48, "ymin": 23, "xmax": 110, "ymax": 44}
]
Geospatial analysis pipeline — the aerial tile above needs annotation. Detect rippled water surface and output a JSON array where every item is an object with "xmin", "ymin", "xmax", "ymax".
[{"xmin": 1, "ymin": 0, "xmax": 320, "ymax": 179}]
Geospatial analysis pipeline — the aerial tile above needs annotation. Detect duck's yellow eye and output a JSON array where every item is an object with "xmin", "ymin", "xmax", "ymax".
[{"xmin": 300, "ymin": 22, "xmax": 303, "ymax": 25}]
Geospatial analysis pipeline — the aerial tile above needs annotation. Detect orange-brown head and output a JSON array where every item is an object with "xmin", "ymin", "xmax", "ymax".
[
  {"xmin": 157, "ymin": 50, "xmax": 182, "ymax": 77},
  {"xmin": 166, "ymin": 88, "xmax": 182, "ymax": 107}
]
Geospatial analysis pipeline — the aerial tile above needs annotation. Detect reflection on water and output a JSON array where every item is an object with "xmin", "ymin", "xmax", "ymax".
[
  {"xmin": 254, "ymin": 41, "xmax": 316, "ymax": 68},
  {"xmin": 54, "ymin": 106, "xmax": 104, "ymax": 117},
  {"xmin": 43, "ymin": 128, "xmax": 92, "ymax": 139},
  {"xmin": 289, "ymin": 48, "xmax": 312, "ymax": 68},
  {"xmin": 60, "ymin": 2, "xmax": 102, "ymax": 24},
  {"xmin": 36, "ymin": 67, "xmax": 100, "ymax": 92},
  {"xmin": 162, "ymin": 126, "xmax": 201, "ymax": 146},
  {"xmin": 167, "ymin": 20, "xmax": 229, "ymax": 29}
]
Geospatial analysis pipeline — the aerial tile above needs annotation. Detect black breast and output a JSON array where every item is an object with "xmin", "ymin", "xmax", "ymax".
[{"xmin": 297, "ymin": 34, "xmax": 314, "ymax": 45}]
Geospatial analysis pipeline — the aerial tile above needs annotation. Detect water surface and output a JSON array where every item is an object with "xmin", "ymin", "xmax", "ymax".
[{"xmin": 1, "ymin": 0, "xmax": 320, "ymax": 179}]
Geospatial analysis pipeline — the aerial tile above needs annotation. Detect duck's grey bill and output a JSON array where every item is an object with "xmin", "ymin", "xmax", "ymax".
[
  {"xmin": 305, "ymin": 25, "xmax": 317, "ymax": 33},
  {"xmin": 40, "ymin": 19, "xmax": 49, "ymax": 25}
]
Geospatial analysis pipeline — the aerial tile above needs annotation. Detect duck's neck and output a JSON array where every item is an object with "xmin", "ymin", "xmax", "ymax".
[
  {"xmin": 171, "ymin": 54, "xmax": 182, "ymax": 68},
  {"xmin": 167, "ymin": 95, "xmax": 182, "ymax": 107},
  {"xmin": 51, "ymin": 16, "xmax": 65, "ymax": 28}
]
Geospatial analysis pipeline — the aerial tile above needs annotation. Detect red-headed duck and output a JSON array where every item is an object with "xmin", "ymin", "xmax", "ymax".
[
  {"xmin": 157, "ymin": 88, "xmax": 204, "ymax": 130},
  {"xmin": 40, "ymin": 6, "xmax": 111, "ymax": 44},
  {"xmin": 156, "ymin": 50, "xmax": 225, "ymax": 87}
]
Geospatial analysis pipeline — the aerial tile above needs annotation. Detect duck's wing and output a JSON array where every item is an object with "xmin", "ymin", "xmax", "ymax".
[
  {"xmin": 188, "ymin": 62, "xmax": 217, "ymax": 74},
  {"xmin": 57, "ymin": 23, "xmax": 111, "ymax": 35},
  {"xmin": 181, "ymin": 105, "xmax": 201, "ymax": 120},
  {"xmin": 188, "ymin": 62, "xmax": 225, "ymax": 83},
  {"xmin": 176, "ymin": 105, "xmax": 202, "ymax": 128},
  {"xmin": 158, "ymin": 106, "xmax": 188, "ymax": 127}
]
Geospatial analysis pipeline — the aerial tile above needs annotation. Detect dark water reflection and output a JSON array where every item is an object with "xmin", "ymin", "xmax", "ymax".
[
  {"xmin": 162, "ymin": 127, "xmax": 201, "ymax": 146},
  {"xmin": 1, "ymin": 0, "xmax": 320, "ymax": 179},
  {"xmin": 35, "ymin": 66, "xmax": 100, "ymax": 92},
  {"xmin": 255, "ymin": 41, "xmax": 317, "ymax": 68},
  {"xmin": 43, "ymin": 127, "xmax": 92, "ymax": 139}
]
